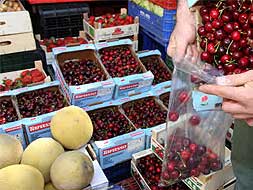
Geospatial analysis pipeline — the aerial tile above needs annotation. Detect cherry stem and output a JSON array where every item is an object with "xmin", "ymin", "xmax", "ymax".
[
  {"xmin": 204, "ymin": 38, "xmax": 208, "ymax": 52},
  {"xmin": 214, "ymin": 55, "xmax": 219, "ymax": 66},
  {"xmin": 226, "ymin": 40, "xmax": 234, "ymax": 54}
]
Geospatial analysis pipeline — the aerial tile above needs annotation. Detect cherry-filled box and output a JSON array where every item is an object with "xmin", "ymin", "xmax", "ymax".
[
  {"xmin": 53, "ymin": 44, "xmax": 115, "ymax": 107},
  {"xmin": 0, "ymin": 61, "xmax": 51, "ymax": 93},
  {"xmin": 95, "ymin": 39, "xmax": 154, "ymax": 99},
  {"xmin": 138, "ymin": 50, "xmax": 172, "ymax": 92},
  {"xmin": 87, "ymin": 103, "xmax": 145, "ymax": 169},
  {"xmin": 83, "ymin": 9, "xmax": 139, "ymax": 43},
  {"xmin": 121, "ymin": 93, "xmax": 167, "ymax": 149},
  {"xmin": 13, "ymin": 81, "xmax": 69, "ymax": 144},
  {"xmin": 0, "ymin": 95, "xmax": 27, "ymax": 148},
  {"xmin": 131, "ymin": 149, "xmax": 190, "ymax": 190},
  {"xmin": 159, "ymin": 91, "xmax": 171, "ymax": 108}
]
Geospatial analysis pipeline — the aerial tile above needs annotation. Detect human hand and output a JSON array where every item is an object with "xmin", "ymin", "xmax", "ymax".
[
  {"xmin": 199, "ymin": 71, "xmax": 253, "ymax": 126},
  {"xmin": 167, "ymin": 2, "xmax": 198, "ymax": 62}
]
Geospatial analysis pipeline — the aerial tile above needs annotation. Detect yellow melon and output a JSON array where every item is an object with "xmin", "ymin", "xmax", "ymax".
[
  {"xmin": 21, "ymin": 138, "xmax": 64, "ymax": 183},
  {"xmin": 50, "ymin": 106, "xmax": 93, "ymax": 150},
  {"xmin": 0, "ymin": 134, "xmax": 23, "ymax": 169},
  {"xmin": 50, "ymin": 151, "xmax": 94, "ymax": 190},
  {"xmin": 0, "ymin": 164, "xmax": 44, "ymax": 190},
  {"xmin": 45, "ymin": 183, "xmax": 81, "ymax": 190}
]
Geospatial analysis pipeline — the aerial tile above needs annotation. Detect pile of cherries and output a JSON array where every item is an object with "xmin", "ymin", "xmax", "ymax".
[
  {"xmin": 61, "ymin": 59, "xmax": 106, "ymax": 86},
  {"xmin": 0, "ymin": 98, "xmax": 18, "ymax": 124},
  {"xmin": 137, "ymin": 154, "xmax": 190, "ymax": 190},
  {"xmin": 99, "ymin": 46, "xmax": 143, "ymax": 77},
  {"xmin": 88, "ymin": 107, "xmax": 135, "ymax": 140},
  {"xmin": 140, "ymin": 56, "xmax": 172, "ymax": 85},
  {"xmin": 161, "ymin": 135, "xmax": 222, "ymax": 185},
  {"xmin": 198, "ymin": 0, "xmax": 253, "ymax": 74},
  {"xmin": 17, "ymin": 88, "xmax": 67, "ymax": 118},
  {"xmin": 123, "ymin": 98, "xmax": 167, "ymax": 129}
]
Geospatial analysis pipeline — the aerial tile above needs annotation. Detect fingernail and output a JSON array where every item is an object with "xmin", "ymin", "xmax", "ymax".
[{"xmin": 246, "ymin": 119, "xmax": 253, "ymax": 127}]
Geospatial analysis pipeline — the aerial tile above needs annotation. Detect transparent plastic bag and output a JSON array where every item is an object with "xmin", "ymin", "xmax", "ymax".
[{"xmin": 160, "ymin": 57, "xmax": 233, "ymax": 186}]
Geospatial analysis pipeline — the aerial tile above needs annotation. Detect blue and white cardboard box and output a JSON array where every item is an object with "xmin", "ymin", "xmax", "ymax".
[
  {"xmin": 119, "ymin": 91, "xmax": 168, "ymax": 149},
  {"xmin": 13, "ymin": 81, "xmax": 69, "ymax": 144},
  {"xmin": 52, "ymin": 44, "xmax": 115, "ymax": 107},
  {"xmin": 87, "ymin": 100, "xmax": 146, "ymax": 169},
  {"xmin": 138, "ymin": 50, "xmax": 172, "ymax": 93},
  {"xmin": 1, "ymin": 120, "xmax": 27, "ymax": 148},
  {"xmin": 95, "ymin": 39, "xmax": 154, "ymax": 99}
]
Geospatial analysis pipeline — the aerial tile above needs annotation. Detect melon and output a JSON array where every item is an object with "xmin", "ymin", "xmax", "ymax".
[
  {"xmin": 50, "ymin": 151, "xmax": 94, "ymax": 190},
  {"xmin": 45, "ymin": 183, "xmax": 58, "ymax": 190},
  {"xmin": 0, "ymin": 134, "xmax": 23, "ymax": 169},
  {"xmin": 0, "ymin": 164, "xmax": 44, "ymax": 190},
  {"xmin": 21, "ymin": 138, "xmax": 64, "ymax": 183},
  {"xmin": 50, "ymin": 106, "xmax": 93, "ymax": 150}
]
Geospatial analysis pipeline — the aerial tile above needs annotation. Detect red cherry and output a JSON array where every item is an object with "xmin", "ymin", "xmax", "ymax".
[
  {"xmin": 212, "ymin": 19, "xmax": 223, "ymax": 29},
  {"xmin": 223, "ymin": 23, "xmax": 234, "ymax": 33},
  {"xmin": 215, "ymin": 29, "xmax": 225, "ymax": 40},
  {"xmin": 204, "ymin": 22, "xmax": 213, "ymax": 32},
  {"xmin": 198, "ymin": 26, "xmax": 206, "ymax": 36},
  {"xmin": 210, "ymin": 8, "xmax": 219, "ymax": 19},
  {"xmin": 170, "ymin": 170, "xmax": 180, "ymax": 179},
  {"xmin": 239, "ymin": 38, "xmax": 248, "ymax": 48},
  {"xmin": 234, "ymin": 68, "xmax": 242, "ymax": 74},
  {"xmin": 224, "ymin": 64, "xmax": 236, "ymax": 74},
  {"xmin": 207, "ymin": 43, "xmax": 216, "ymax": 54},
  {"xmin": 221, "ymin": 54, "xmax": 231, "ymax": 64},
  {"xmin": 181, "ymin": 150, "xmax": 191, "ymax": 161},
  {"xmin": 190, "ymin": 168, "xmax": 200, "ymax": 177},
  {"xmin": 202, "ymin": 14, "xmax": 211, "ymax": 23},
  {"xmin": 238, "ymin": 13, "xmax": 248, "ymax": 24},
  {"xmin": 189, "ymin": 115, "xmax": 201, "ymax": 126},
  {"xmin": 178, "ymin": 91, "xmax": 190, "ymax": 103},
  {"xmin": 238, "ymin": 57, "xmax": 249, "ymax": 68},
  {"xmin": 189, "ymin": 143, "xmax": 197, "ymax": 153},
  {"xmin": 167, "ymin": 162, "xmax": 176, "ymax": 172},
  {"xmin": 249, "ymin": 13, "xmax": 253, "ymax": 25},
  {"xmin": 233, "ymin": 22, "xmax": 240, "ymax": 30},
  {"xmin": 208, "ymin": 152, "xmax": 218, "ymax": 161},
  {"xmin": 169, "ymin": 111, "xmax": 179, "ymax": 122},
  {"xmin": 201, "ymin": 52, "xmax": 211, "ymax": 62},
  {"xmin": 162, "ymin": 171, "xmax": 170, "ymax": 180}
]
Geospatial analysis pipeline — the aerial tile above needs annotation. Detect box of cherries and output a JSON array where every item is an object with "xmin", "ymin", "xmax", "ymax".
[
  {"xmin": 52, "ymin": 44, "xmax": 115, "ymax": 107},
  {"xmin": 96, "ymin": 39, "xmax": 154, "ymax": 99},
  {"xmin": 15, "ymin": 81, "xmax": 69, "ymax": 143},
  {"xmin": 131, "ymin": 149, "xmax": 190, "ymax": 190},
  {"xmin": 0, "ymin": 95, "xmax": 27, "ymax": 148},
  {"xmin": 121, "ymin": 94, "xmax": 167, "ymax": 149},
  {"xmin": 138, "ymin": 50, "xmax": 172, "ymax": 92},
  {"xmin": 159, "ymin": 91, "xmax": 170, "ymax": 108},
  {"xmin": 83, "ymin": 9, "xmax": 139, "ymax": 43},
  {"xmin": 87, "ymin": 104, "xmax": 145, "ymax": 169}
]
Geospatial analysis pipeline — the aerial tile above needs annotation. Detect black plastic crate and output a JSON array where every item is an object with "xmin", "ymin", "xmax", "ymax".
[
  {"xmin": 38, "ymin": 3, "xmax": 89, "ymax": 38},
  {"xmin": 0, "ymin": 41, "xmax": 48, "ymax": 74}
]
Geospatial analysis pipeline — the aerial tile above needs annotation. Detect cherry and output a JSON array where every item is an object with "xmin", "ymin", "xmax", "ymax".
[
  {"xmin": 222, "ymin": 38, "xmax": 231, "ymax": 47},
  {"xmin": 160, "ymin": 92, "xmax": 170, "ymax": 107},
  {"xmin": 221, "ymin": 12, "xmax": 231, "ymax": 22},
  {"xmin": 224, "ymin": 64, "xmax": 236, "ymax": 74},
  {"xmin": 189, "ymin": 143, "xmax": 198, "ymax": 153},
  {"xmin": 239, "ymin": 38, "xmax": 248, "ymax": 48},
  {"xmin": 221, "ymin": 54, "xmax": 231, "ymax": 64},
  {"xmin": 178, "ymin": 90, "xmax": 190, "ymax": 103},
  {"xmin": 234, "ymin": 68, "xmax": 242, "ymax": 74},
  {"xmin": 189, "ymin": 115, "xmax": 201, "ymax": 126},
  {"xmin": 200, "ymin": 40, "xmax": 207, "ymax": 49},
  {"xmin": 197, "ymin": 145, "xmax": 207, "ymax": 156},
  {"xmin": 238, "ymin": 13, "xmax": 248, "ymax": 24},
  {"xmin": 207, "ymin": 43, "xmax": 216, "ymax": 54},
  {"xmin": 233, "ymin": 11, "xmax": 240, "ymax": 20},
  {"xmin": 170, "ymin": 170, "xmax": 180, "ymax": 179},
  {"xmin": 200, "ymin": 7, "xmax": 209, "ymax": 16},
  {"xmin": 210, "ymin": 161, "xmax": 222, "ymax": 171},
  {"xmin": 217, "ymin": 46, "xmax": 226, "ymax": 56},
  {"xmin": 249, "ymin": 13, "xmax": 253, "ymax": 25},
  {"xmin": 204, "ymin": 22, "xmax": 213, "ymax": 32},
  {"xmin": 230, "ymin": 42, "xmax": 240, "ymax": 52},
  {"xmin": 190, "ymin": 168, "xmax": 200, "ymax": 177},
  {"xmin": 0, "ymin": 99, "xmax": 18, "ymax": 124},
  {"xmin": 201, "ymin": 52, "xmax": 211, "ymax": 62},
  {"xmin": 238, "ymin": 57, "xmax": 249, "ymax": 68},
  {"xmin": 168, "ymin": 111, "xmax": 179, "ymax": 122},
  {"xmin": 223, "ymin": 23, "xmax": 234, "ymax": 33},
  {"xmin": 167, "ymin": 162, "xmax": 176, "ymax": 172},
  {"xmin": 202, "ymin": 14, "xmax": 211, "ymax": 23},
  {"xmin": 231, "ymin": 31, "xmax": 241, "ymax": 41},
  {"xmin": 162, "ymin": 171, "xmax": 170, "ymax": 180},
  {"xmin": 181, "ymin": 150, "xmax": 191, "ymax": 161},
  {"xmin": 198, "ymin": 26, "xmax": 206, "ymax": 36},
  {"xmin": 233, "ymin": 22, "xmax": 240, "ymax": 30},
  {"xmin": 212, "ymin": 19, "xmax": 223, "ymax": 29},
  {"xmin": 210, "ymin": 8, "xmax": 219, "ymax": 19},
  {"xmin": 215, "ymin": 29, "xmax": 225, "ymax": 40}
]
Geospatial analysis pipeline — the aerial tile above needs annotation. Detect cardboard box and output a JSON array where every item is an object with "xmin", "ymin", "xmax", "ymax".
[
  {"xmin": 121, "ymin": 93, "xmax": 167, "ymax": 149},
  {"xmin": 83, "ymin": 9, "xmax": 139, "ymax": 43},
  {"xmin": 87, "ymin": 102, "xmax": 145, "ymax": 169},
  {"xmin": 138, "ymin": 50, "xmax": 172, "ymax": 92},
  {"xmin": 0, "ymin": 32, "xmax": 36, "ymax": 55},
  {"xmin": 0, "ymin": 120, "xmax": 27, "ymax": 148},
  {"xmin": 14, "ymin": 81, "xmax": 69, "ymax": 144},
  {"xmin": 0, "ymin": 61, "xmax": 51, "ymax": 94},
  {"xmin": 95, "ymin": 39, "xmax": 154, "ymax": 99},
  {"xmin": 0, "ymin": 11, "xmax": 32, "ymax": 36},
  {"xmin": 52, "ymin": 44, "xmax": 115, "ymax": 107},
  {"xmin": 79, "ymin": 145, "xmax": 109, "ymax": 190}
]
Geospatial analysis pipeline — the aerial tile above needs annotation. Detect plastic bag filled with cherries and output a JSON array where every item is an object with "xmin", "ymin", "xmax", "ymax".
[{"xmin": 160, "ymin": 57, "xmax": 233, "ymax": 186}]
